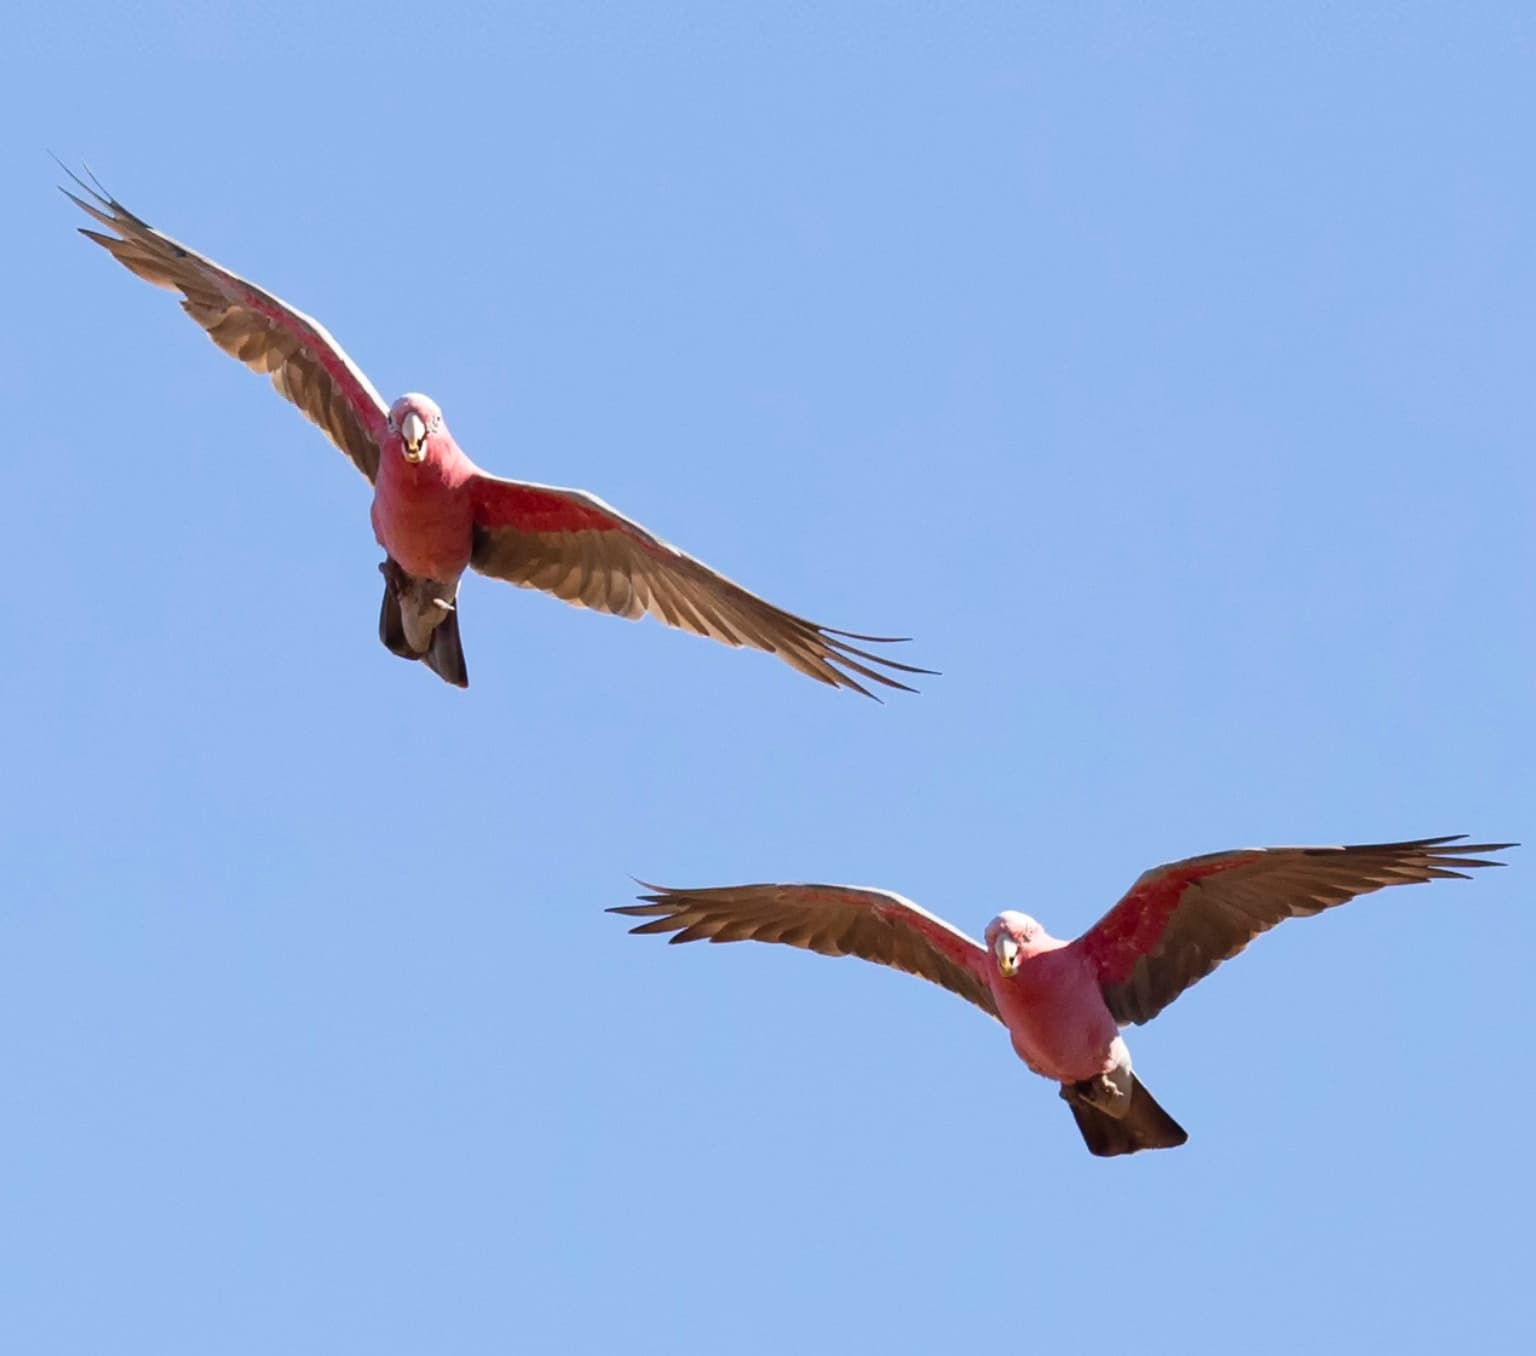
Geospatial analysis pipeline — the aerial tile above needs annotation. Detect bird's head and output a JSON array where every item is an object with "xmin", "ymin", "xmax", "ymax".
[
  {"xmin": 985, "ymin": 911, "xmax": 1044, "ymax": 979},
  {"xmin": 388, "ymin": 393, "xmax": 446, "ymax": 464}
]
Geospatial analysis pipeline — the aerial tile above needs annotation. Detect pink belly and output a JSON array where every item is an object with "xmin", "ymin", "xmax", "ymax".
[
  {"xmin": 371, "ymin": 483, "xmax": 474, "ymax": 581},
  {"xmin": 995, "ymin": 954, "xmax": 1120, "ymax": 1082}
]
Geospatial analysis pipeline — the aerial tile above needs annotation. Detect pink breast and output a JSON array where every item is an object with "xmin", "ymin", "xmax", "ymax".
[
  {"xmin": 371, "ymin": 469, "xmax": 475, "ymax": 581},
  {"xmin": 994, "ymin": 950, "xmax": 1120, "ymax": 1082}
]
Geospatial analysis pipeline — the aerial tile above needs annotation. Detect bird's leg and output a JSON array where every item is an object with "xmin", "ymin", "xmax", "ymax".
[
  {"xmin": 393, "ymin": 573, "xmax": 462, "ymax": 653},
  {"xmin": 1062, "ymin": 1076, "xmax": 1111, "ymax": 1103},
  {"xmin": 1061, "ymin": 1076, "xmax": 1124, "ymax": 1119},
  {"xmin": 1063, "ymin": 1042, "xmax": 1136, "ymax": 1118},
  {"xmin": 378, "ymin": 556, "xmax": 408, "ymax": 596},
  {"xmin": 380, "ymin": 557, "xmax": 453, "ymax": 618}
]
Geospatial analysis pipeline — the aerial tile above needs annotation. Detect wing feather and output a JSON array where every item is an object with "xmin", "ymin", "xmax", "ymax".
[
  {"xmin": 63, "ymin": 167, "xmax": 388, "ymax": 482},
  {"xmin": 470, "ymin": 475, "xmax": 930, "ymax": 698},
  {"xmin": 1076, "ymin": 836, "xmax": 1513, "ymax": 1025},
  {"xmin": 611, "ymin": 882, "xmax": 999, "ymax": 1020}
]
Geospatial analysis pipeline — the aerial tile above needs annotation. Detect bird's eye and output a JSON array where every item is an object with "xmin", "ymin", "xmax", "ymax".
[{"xmin": 387, "ymin": 417, "xmax": 397, "ymax": 432}]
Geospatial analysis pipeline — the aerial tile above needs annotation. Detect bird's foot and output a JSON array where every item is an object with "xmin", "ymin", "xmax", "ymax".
[{"xmin": 1063, "ymin": 1074, "xmax": 1120, "ymax": 1112}]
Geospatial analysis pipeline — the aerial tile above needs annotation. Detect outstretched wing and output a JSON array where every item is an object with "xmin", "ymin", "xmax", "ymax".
[
  {"xmin": 62, "ymin": 166, "xmax": 389, "ymax": 482},
  {"xmin": 611, "ymin": 882, "xmax": 999, "ymax": 1020},
  {"xmin": 1075, "ymin": 835, "xmax": 1513, "ymax": 1026},
  {"xmin": 469, "ymin": 475, "xmax": 930, "ymax": 698}
]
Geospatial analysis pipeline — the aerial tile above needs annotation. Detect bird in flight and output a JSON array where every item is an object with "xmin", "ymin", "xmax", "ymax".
[
  {"xmin": 62, "ymin": 167, "xmax": 927, "ymax": 696},
  {"xmin": 613, "ymin": 835, "xmax": 1512, "ymax": 1156}
]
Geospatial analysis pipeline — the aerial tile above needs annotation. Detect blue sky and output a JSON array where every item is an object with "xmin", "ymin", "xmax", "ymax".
[{"xmin": 4, "ymin": 3, "xmax": 1534, "ymax": 1352}]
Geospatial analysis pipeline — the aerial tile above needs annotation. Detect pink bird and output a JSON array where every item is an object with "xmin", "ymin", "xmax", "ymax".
[
  {"xmin": 63, "ymin": 168, "xmax": 927, "ymax": 695},
  {"xmin": 613, "ymin": 835, "xmax": 1512, "ymax": 1156}
]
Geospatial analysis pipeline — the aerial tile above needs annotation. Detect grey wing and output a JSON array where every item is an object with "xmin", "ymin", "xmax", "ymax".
[
  {"xmin": 469, "ymin": 475, "xmax": 932, "ymax": 699},
  {"xmin": 63, "ymin": 165, "xmax": 388, "ymax": 481},
  {"xmin": 1082, "ymin": 836, "xmax": 1513, "ymax": 1026},
  {"xmin": 611, "ymin": 882, "xmax": 1000, "ymax": 1020}
]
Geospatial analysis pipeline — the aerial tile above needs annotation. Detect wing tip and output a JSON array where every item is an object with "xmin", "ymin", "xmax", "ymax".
[
  {"xmin": 1406, "ymin": 835, "xmax": 1517, "ymax": 866},
  {"xmin": 1314, "ymin": 834, "xmax": 1517, "ymax": 859},
  {"xmin": 54, "ymin": 156, "xmax": 116, "ymax": 213},
  {"xmin": 819, "ymin": 627, "xmax": 916, "ymax": 644},
  {"xmin": 608, "ymin": 899, "xmax": 671, "ymax": 915},
  {"xmin": 822, "ymin": 650, "xmax": 934, "ymax": 700},
  {"xmin": 609, "ymin": 882, "xmax": 683, "ymax": 933}
]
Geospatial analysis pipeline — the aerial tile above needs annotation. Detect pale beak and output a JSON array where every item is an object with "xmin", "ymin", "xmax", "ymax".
[
  {"xmin": 995, "ymin": 935, "xmax": 1020, "ymax": 978},
  {"xmin": 401, "ymin": 411, "xmax": 427, "ymax": 462}
]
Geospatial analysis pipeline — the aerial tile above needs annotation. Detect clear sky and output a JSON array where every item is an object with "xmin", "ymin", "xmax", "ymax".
[{"xmin": 4, "ymin": 4, "xmax": 1533, "ymax": 1353}]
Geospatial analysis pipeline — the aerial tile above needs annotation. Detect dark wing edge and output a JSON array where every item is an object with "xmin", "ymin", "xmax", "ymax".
[
  {"xmin": 469, "ymin": 477, "xmax": 934, "ymax": 699},
  {"xmin": 610, "ymin": 881, "xmax": 999, "ymax": 1020},
  {"xmin": 1079, "ymin": 835, "xmax": 1514, "ymax": 1027},
  {"xmin": 60, "ymin": 161, "xmax": 389, "ymax": 482}
]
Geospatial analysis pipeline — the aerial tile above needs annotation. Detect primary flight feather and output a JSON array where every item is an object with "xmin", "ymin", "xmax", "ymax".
[{"xmin": 62, "ymin": 167, "xmax": 928, "ymax": 696}]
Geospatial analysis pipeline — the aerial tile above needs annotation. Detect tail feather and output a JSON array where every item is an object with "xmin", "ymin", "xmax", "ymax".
[
  {"xmin": 378, "ymin": 573, "xmax": 415, "ymax": 660},
  {"xmin": 424, "ymin": 605, "xmax": 468, "ymax": 687},
  {"xmin": 1063, "ymin": 1074, "xmax": 1188, "ymax": 1158}
]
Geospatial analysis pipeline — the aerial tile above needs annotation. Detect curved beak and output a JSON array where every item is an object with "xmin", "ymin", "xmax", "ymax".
[
  {"xmin": 401, "ymin": 411, "xmax": 427, "ymax": 462},
  {"xmin": 995, "ymin": 935, "xmax": 1020, "ymax": 978}
]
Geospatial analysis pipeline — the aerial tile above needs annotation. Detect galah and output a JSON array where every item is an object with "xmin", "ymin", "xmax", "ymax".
[
  {"xmin": 612, "ymin": 835, "xmax": 1512, "ymax": 1156},
  {"xmin": 62, "ymin": 169, "xmax": 927, "ymax": 695}
]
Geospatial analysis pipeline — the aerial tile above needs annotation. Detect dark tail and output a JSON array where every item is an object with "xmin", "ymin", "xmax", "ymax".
[
  {"xmin": 1062, "ymin": 1075, "xmax": 1188, "ymax": 1158},
  {"xmin": 423, "ymin": 605, "xmax": 468, "ymax": 687},
  {"xmin": 378, "ymin": 568, "xmax": 469, "ymax": 688}
]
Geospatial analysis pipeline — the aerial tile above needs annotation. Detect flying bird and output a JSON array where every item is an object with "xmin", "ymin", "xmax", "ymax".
[
  {"xmin": 62, "ymin": 167, "xmax": 927, "ymax": 696},
  {"xmin": 612, "ymin": 835, "xmax": 1512, "ymax": 1156}
]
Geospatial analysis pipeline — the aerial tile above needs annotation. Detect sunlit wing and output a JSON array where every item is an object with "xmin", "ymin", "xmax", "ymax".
[
  {"xmin": 611, "ymin": 881, "xmax": 999, "ymax": 1019},
  {"xmin": 470, "ymin": 475, "xmax": 931, "ymax": 698},
  {"xmin": 62, "ymin": 164, "xmax": 389, "ymax": 481},
  {"xmin": 1075, "ymin": 835, "xmax": 1513, "ymax": 1026}
]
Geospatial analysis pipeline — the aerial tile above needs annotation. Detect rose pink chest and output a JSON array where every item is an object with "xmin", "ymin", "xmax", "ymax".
[
  {"xmin": 992, "ymin": 947, "xmax": 1119, "ymax": 1082},
  {"xmin": 371, "ymin": 463, "xmax": 476, "ymax": 581}
]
